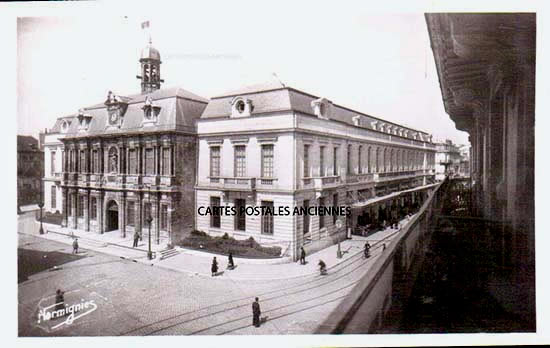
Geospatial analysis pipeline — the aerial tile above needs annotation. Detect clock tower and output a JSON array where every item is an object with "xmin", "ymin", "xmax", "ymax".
[{"xmin": 136, "ymin": 39, "xmax": 164, "ymax": 94}]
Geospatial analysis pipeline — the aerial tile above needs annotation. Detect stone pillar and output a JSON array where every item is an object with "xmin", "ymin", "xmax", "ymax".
[
  {"xmin": 61, "ymin": 187, "xmax": 68, "ymax": 227},
  {"xmin": 71, "ymin": 189, "xmax": 77, "ymax": 229},
  {"xmin": 84, "ymin": 190, "xmax": 90, "ymax": 232},
  {"xmin": 120, "ymin": 193, "xmax": 126, "ymax": 238},
  {"xmin": 98, "ymin": 191, "xmax": 104, "ymax": 234}
]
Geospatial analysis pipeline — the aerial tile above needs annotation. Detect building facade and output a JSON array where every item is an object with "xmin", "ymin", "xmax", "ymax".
[
  {"xmin": 17, "ymin": 135, "xmax": 44, "ymax": 208},
  {"xmin": 195, "ymin": 83, "xmax": 436, "ymax": 260},
  {"xmin": 59, "ymin": 42, "xmax": 208, "ymax": 244},
  {"xmin": 42, "ymin": 117, "xmax": 74, "ymax": 213},
  {"xmin": 434, "ymin": 139, "xmax": 463, "ymax": 180}
]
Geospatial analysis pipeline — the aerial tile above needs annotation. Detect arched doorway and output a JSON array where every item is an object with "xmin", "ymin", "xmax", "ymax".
[{"xmin": 106, "ymin": 200, "xmax": 119, "ymax": 232}]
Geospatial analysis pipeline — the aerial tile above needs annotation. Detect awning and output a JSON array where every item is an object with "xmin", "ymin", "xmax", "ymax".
[{"xmin": 350, "ymin": 182, "xmax": 440, "ymax": 210}]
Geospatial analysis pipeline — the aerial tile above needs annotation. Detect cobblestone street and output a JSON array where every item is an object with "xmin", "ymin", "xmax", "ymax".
[{"xmin": 18, "ymin": 212, "xmax": 391, "ymax": 336}]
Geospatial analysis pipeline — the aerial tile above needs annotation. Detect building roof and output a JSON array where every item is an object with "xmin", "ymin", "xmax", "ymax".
[
  {"xmin": 62, "ymin": 87, "xmax": 208, "ymax": 139},
  {"xmin": 201, "ymin": 83, "xmax": 432, "ymax": 139}
]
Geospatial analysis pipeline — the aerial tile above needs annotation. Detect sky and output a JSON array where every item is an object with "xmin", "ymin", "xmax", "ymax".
[{"xmin": 16, "ymin": 5, "xmax": 470, "ymax": 145}]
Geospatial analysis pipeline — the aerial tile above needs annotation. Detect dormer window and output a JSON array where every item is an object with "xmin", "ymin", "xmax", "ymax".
[
  {"xmin": 370, "ymin": 121, "xmax": 378, "ymax": 130},
  {"xmin": 142, "ymin": 95, "xmax": 161, "ymax": 126},
  {"xmin": 311, "ymin": 97, "xmax": 332, "ymax": 120},
  {"xmin": 352, "ymin": 115, "xmax": 361, "ymax": 126},
  {"xmin": 230, "ymin": 97, "xmax": 254, "ymax": 118},
  {"xmin": 61, "ymin": 120, "xmax": 71, "ymax": 133},
  {"xmin": 77, "ymin": 109, "xmax": 93, "ymax": 132}
]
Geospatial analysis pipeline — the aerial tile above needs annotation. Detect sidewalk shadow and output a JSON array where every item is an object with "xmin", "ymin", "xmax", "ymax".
[
  {"xmin": 213, "ymin": 271, "xmax": 225, "ymax": 277},
  {"xmin": 226, "ymin": 265, "xmax": 238, "ymax": 271}
]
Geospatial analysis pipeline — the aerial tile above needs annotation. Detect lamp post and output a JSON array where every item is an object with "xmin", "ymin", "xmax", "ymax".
[
  {"xmin": 335, "ymin": 218, "xmax": 343, "ymax": 258},
  {"xmin": 38, "ymin": 179, "xmax": 44, "ymax": 235},
  {"xmin": 146, "ymin": 185, "xmax": 153, "ymax": 260}
]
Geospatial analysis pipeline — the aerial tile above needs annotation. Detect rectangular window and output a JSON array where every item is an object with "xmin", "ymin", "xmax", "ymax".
[
  {"xmin": 234, "ymin": 199, "xmax": 246, "ymax": 231},
  {"xmin": 210, "ymin": 197, "xmax": 221, "ymax": 228},
  {"xmin": 320, "ymin": 146, "xmax": 325, "ymax": 177},
  {"xmin": 210, "ymin": 146, "xmax": 220, "ymax": 177},
  {"xmin": 261, "ymin": 145, "xmax": 274, "ymax": 178},
  {"xmin": 160, "ymin": 205, "xmax": 168, "ymax": 230},
  {"xmin": 303, "ymin": 144, "xmax": 310, "ymax": 177},
  {"xmin": 50, "ymin": 152, "xmax": 56, "ymax": 176},
  {"xmin": 347, "ymin": 144, "xmax": 352, "ymax": 174},
  {"xmin": 234, "ymin": 145, "xmax": 246, "ymax": 177},
  {"xmin": 319, "ymin": 197, "xmax": 325, "ymax": 229},
  {"xmin": 303, "ymin": 200, "xmax": 310, "ymax": 236},
  {"xmin": 51, "ymin": 186, "xmax": 56, "ymax": 209},
  {"xmin": 333, "ymin": 147, "xmax": 338, "ymax": 176},
  {"xmin": 358, "ymin": 146, "xmax": 363, "ymax": 174},
  {"xmin": 90, "ymin": 150, "xmax": 96, "ymax": 173},
  {"xmin": 90, "ymin": 197, "xmax": 97, "ymax": 220},
  {"xmin": 127, "ymin": 201, "xmax": 135, "ymax": 227},
  {"xmin": 261, "ymin": 201, "xmax": 274, "ymax": 235},
  {"xmin": 162, "ymin": 147, "xmax": 170, "ymax": 176},
  {"xmin": 78, "ymin": 196, "xmax": 84, "ymax": 217},
  {"xmin": 145, "ymin": 148, "xmax": 154, "ymax": 175},
  {"xmin": 128, "ymin": 149, "xmax": 137, "ymax": 174},
  {"xmin": 80, "ymin": 151, "xmax": 86, "ymax": 173},
  {"xmin": 333, "ymin": 193, "xmax": 338, "ymax": 224}
]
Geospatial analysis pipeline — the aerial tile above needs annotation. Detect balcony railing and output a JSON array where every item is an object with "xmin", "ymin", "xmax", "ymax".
[
  {"xmin": 208, "ymin": 177, "xmax": 256, "ymax": 191},
  {"xmin": 346, "ymin": 173, "xmax": 374, "ymax": 184},
  {"xmin": 312, "ymin": 176, "xmax": 341, "ymax": 190}
]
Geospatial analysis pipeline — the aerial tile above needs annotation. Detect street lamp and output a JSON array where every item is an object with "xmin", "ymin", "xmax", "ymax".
[
  {"xmin": 38, "ymin": 179, "xmax": 44, "ymax": 235},
  {"xmin": 335, "ymin": 218, "xmax": 343, "ymax": 258},
  {"xmin": 146, "ymin": 185, "xmax": 153, "ymax": 260}
]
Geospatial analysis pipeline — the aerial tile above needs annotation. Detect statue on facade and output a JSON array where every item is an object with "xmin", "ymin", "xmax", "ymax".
[{"xmin": 109, "ymin": 149, "xmax": 118, "ymax": 173}]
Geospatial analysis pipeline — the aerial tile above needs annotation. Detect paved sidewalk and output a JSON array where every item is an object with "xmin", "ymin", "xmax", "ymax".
[{"xmin": 21, "ymin": 213, "xmax": 417, "ymax": 281}]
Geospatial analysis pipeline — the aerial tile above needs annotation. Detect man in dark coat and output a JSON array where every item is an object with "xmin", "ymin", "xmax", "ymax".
[
  {"xmin": 300, "ymin": 247, "xmax": 306, "ymax": 265},
  {"xmin": 252, "ymin": 297, "xmax": 261, "ymax": 327},
  {"xmin": 72, "ymin": 238, "xmax": 79, "ymax": 254},
  {"xmin": 55, "ymin": 289, "xmax": 64, "ymax": 311},
  {"xmin": 228, "ymin": 252, "xmax": 234, "ymax": 270},
  {"xmin": 211, "ymin": 257, "xmax": 218, "ymax": 276},
  {"xmin": 133, "ymin": 232, "xmax": 139, "ymax": 248}
]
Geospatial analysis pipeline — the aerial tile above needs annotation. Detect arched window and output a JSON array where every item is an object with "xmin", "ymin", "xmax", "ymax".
[
  {"xmin": 108, "ymin": 147, "xmax": 118, "ymax": 174},
  {"xmin": 390, "ymin": 149, "xmax": 395, "ymax": 172},
  {"xmin": 383, "ymin": 148, "xmax": 388, "ymax": 173}
]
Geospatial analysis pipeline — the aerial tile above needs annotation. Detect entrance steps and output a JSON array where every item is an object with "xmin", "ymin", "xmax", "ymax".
[{"xmin": 159, "ymin": 248, "xmax": 179, "ymax": 260}]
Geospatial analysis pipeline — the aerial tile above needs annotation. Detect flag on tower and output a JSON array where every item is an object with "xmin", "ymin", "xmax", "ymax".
[{"xmin": 141, "ymin": 21, "xmax": 150, "ymax": 30}]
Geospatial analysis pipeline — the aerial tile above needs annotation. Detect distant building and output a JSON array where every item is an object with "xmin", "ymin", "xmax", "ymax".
[
  {"xmin": 434, "ymin": 139, "xmax": 463, "ymax": 180},
  {"xmin": 17, "ymin": 135, "xmax": 44, "ymax": 208},
  {"xmin": 195, "ymin": 82, "xmax": 437, "ymax": 260}
]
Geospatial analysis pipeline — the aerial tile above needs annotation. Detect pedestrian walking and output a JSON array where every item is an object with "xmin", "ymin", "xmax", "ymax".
[
  {"xmin": 228, "ymin": 252, "xmax": 234, "ymax": 270},
  {"xmin": 318, "ymin": 260, "xmax": 327, "ymax": 275},
  {"xmin": 211, "ymin": 257, "xmax": 218, "ymax": 276},
  {"xmin": 72, "ymin": 238, "xmax": 79, "ymax": 254},
  {"xmin": 133, "ymin": 231, "xmax": 139, "ymax": 248},
  {"xmin": 55, "ymin": 289, "xmax": 64, "ymax": 311},
  {"xmin": 300, "ymin": 246, "xmax": 306, "ymax": 265},
  {"xmin": 252, "ymin": 297, "xmax": 261, "ymax": 327},
  {"xmin": 364, "ymin": 241, "xmax": 371, "ymax": 258}
]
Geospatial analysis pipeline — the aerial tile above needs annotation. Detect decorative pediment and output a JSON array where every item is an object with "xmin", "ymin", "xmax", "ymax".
[
  {"xmin": 105, "ymin": 91, "xmax": 129, "ymax": 129},
  {"xmin": 311, "ymin": 97, "xmax": 332, "ymax": 120},
  {"xmin": 142, "ymin": 95, "xmax": 162, "ymax": 126},
  {"xmin": 230, "ymin": 96, "xmax": 254, "ymax": 118}
]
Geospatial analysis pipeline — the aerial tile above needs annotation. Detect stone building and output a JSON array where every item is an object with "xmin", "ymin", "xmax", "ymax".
[
  {"xmin": 195, "ymin": 82, "xmax": 436, "ymax": 260},
  {"xmin": 59, "ymin": 42, "xmax": 208, "ymax": 244},
  {"xmin": 17, "ymin": 135, "xmax": 44, "ymax": 208},
  {"xmin": 426, "ymin": 13, "xmax": 535, "ymax": 317},
  {"xmin": 42, "ymin": 117, "xmax": 74, "ymax": 213},
  {"xmin": 434, "ymin": 139, "xmax": 462, "ymax": 180}
]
